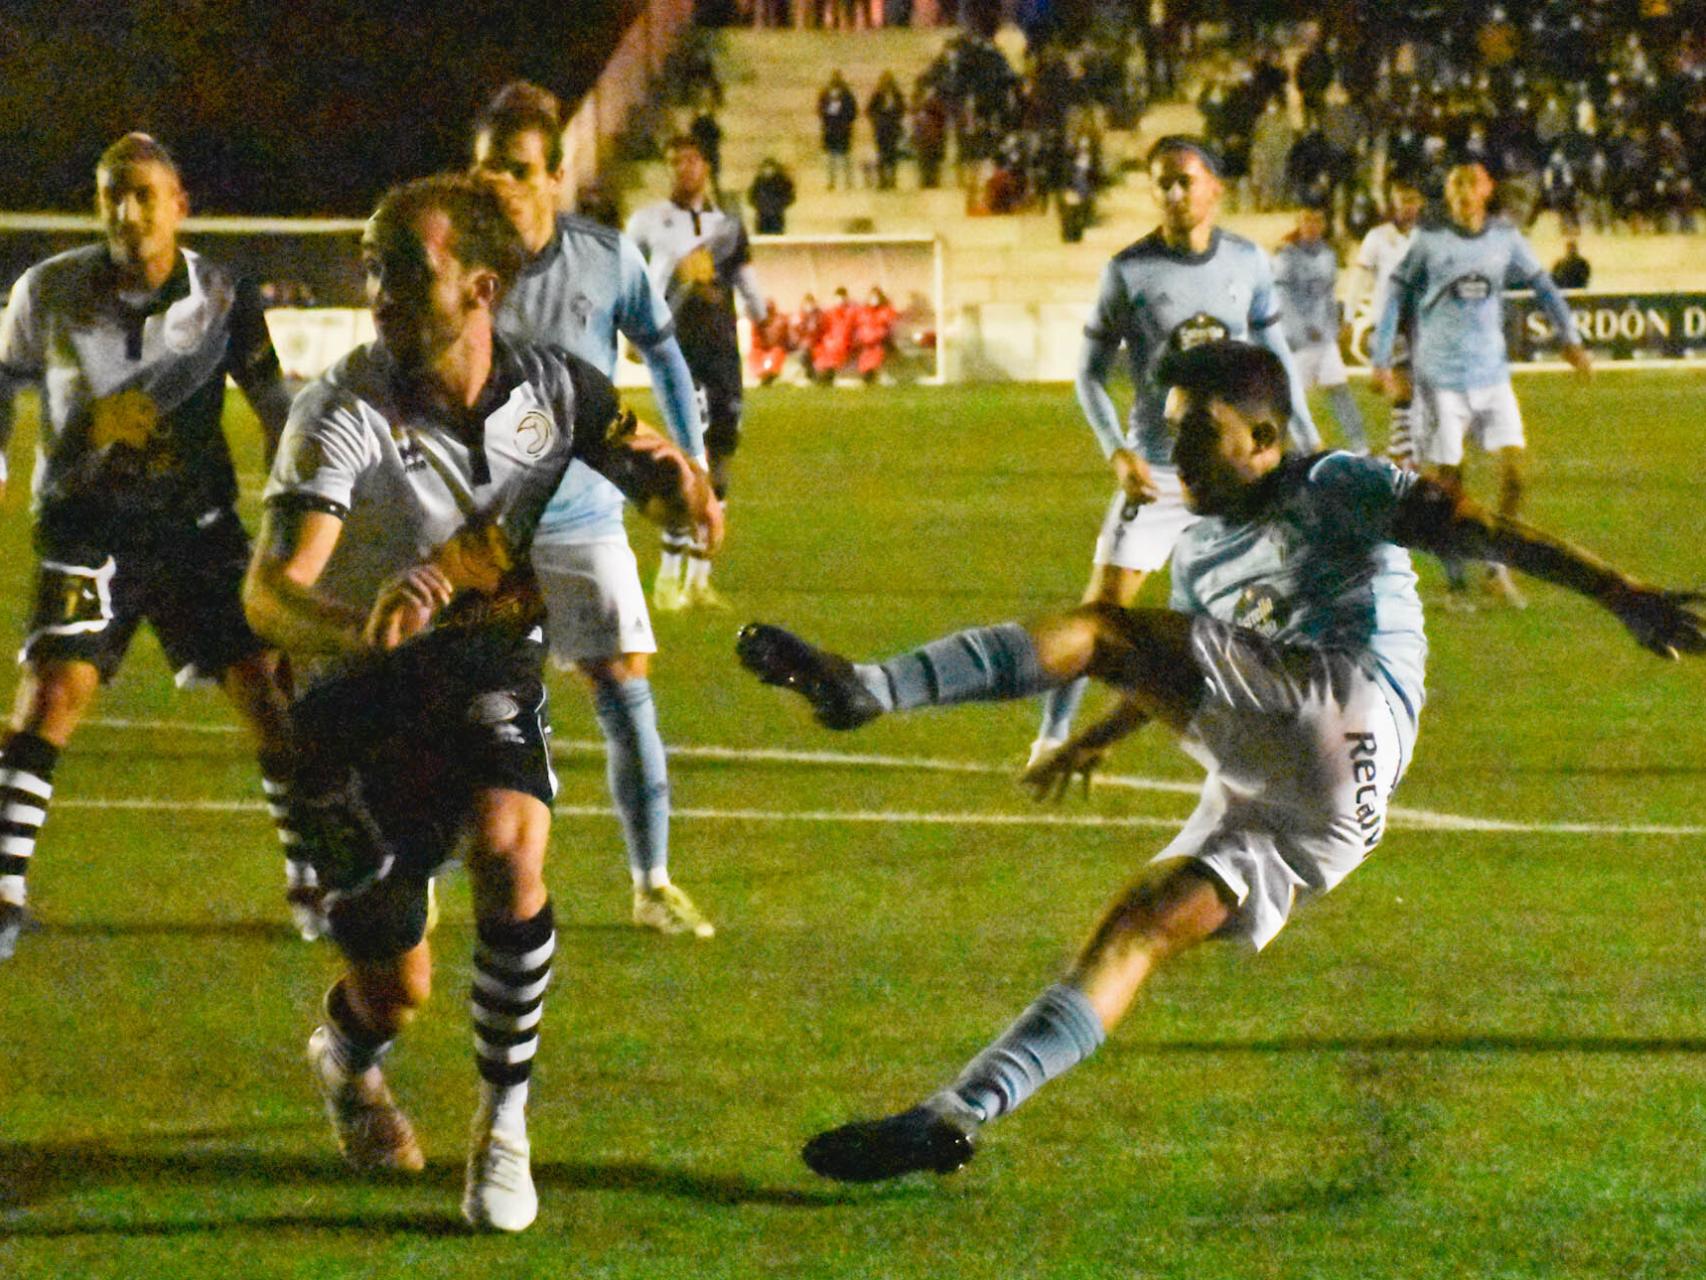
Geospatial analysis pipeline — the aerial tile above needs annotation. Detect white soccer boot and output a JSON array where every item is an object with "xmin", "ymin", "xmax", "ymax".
[
  {"xmin": 633, "ymin": 883, "xmax": 715, "ymax": 938},
  {"xmin": 1026, "ymin": 737, "xmax": 1064, "ymax": 771},
  {"xmin": 651, "ymin": 562, "xmax": 689, "ymax": 613},
  {"xmin": 462, "ymin": 1108, "xmax": 537, "ymax": 1232},
  {"xmin": 307, "ymin": 1026, "xmax": 424, "ymax": 1172},
  {"xmin": 1484, "ymin": 564, "xmax": 1528, "ymax": 609}
]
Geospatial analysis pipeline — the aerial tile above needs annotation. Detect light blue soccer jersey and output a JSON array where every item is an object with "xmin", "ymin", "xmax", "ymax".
[
  {"xmin": 1170, "ymin": 452, "xmax": 1428, "ymax": 734},
  {"xmin": 496, "ymin": 214, "xmax": 703, "ymax": 544},
  {"xmin": 1272, "ymin": 238, "xmax": 1341, "ymax": 352},
  {"xmin": 1370, "ymin": 216, "xmax": 1578, "ymax": 391},
  {"xmin": 1081, "ymin": 228, "xmax": 1319, "ymax": 464}
]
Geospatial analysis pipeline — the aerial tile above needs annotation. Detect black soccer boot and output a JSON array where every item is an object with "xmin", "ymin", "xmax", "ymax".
[
  {"xmin": 801, "ymin": 1102, "xmax": 977, "ymax": 1183},
  {"xmin": 735, "ymin": 624, "xmax": 883, "ymax": 730}
]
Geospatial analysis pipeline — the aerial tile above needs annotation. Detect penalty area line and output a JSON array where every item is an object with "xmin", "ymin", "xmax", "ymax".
[{"xmin": 79, "ymin": 717, "xmax": 1706, "ymax": 837}]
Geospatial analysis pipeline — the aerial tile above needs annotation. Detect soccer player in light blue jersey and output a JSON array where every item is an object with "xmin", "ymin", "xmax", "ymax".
[
  {"xmin": 736, "ymin": 340, "xmax": 1703, "ymax": 1184},
  {"xmin": 1371, "ymin": 162, "xmax": 1591, "ymax": 609},
  {"xmin": 1031, "ymin": 135, "xmax": 1320, "ymax": 768},
  {"xmin": 1273, "ymin": 204, "xmax": 1367, "ymax": 453},
  {"xmin": 472, "ymin": 83, "xmax": 722, "ymax": 938}
]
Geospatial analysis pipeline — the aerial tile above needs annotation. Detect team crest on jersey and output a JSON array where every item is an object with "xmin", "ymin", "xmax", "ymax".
[
  {"xmin": 1451, "ymin": 273, "xmax": 1494, "ymax": 301},
  {"xmin": 515, "ymin": 411, "xmax": 555, "ymax": 458},
  {"xmin": 161, "ymin": 298, "xmax": 210, "ymax": 354},
  {"xmin": 1232, "ymin": 584, "xmax": 1288, "ymax": 636},
  {"xmin": 1169, "ymin": 312, "xmax": 1230, "ymax": 352}
]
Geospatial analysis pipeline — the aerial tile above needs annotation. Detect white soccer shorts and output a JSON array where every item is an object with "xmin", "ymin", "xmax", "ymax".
[
  {"xmin": 1291, "ymin": 339, "xmax": 1350, "ymax": 390},
  {"xmin": 532, "ymin": 537, "xmax": 657, "ymax": 666},
  {"xmin": 1153, "ymin": 617, "xmax": 1413, "ymax": 951},
  {"xmin": 1416, "ymin": 380, "xmax": 1525, "ymax": 467},
  {"xmin": 1093, "ymin": 465, "xmax": 1195, "ymax": 573}
]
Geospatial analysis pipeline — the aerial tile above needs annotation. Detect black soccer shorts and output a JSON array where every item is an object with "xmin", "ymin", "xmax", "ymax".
[
  {"xmin": 23, "ymin": 507, "xmax": 266, "ymax": 684},
  {"xmin": 290, "ymin": 625, "xmax": 557, "ymax": 961}
]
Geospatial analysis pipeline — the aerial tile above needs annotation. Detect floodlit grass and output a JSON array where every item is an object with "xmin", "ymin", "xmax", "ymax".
[{"xmin": 2, "ymin": 372, "xmax": 1704, "ymax": 1278}]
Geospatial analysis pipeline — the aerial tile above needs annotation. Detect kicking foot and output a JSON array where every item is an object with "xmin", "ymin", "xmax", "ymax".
[
  {"xmin": 1025, "ymin": 736, "xmax": 1064, "ymax": 771},
  {"xmin": 0, "ymin": 900, "xmax": 39, "ymax": 962},
  {"xmin": 735, "ymin": 624, "xmax": 882, "ymax": 730},
  {"xmin": 801, "ymin": 1099, "xmax": 978, "ymax": 1183},
  {"xmin": 633, "ymin": 883, "xmax": 715, "ymax": 938},
  {"xmin": 462, "ymin": 1118, "xmax": 537, "ymax": 1232},
  {"xmin": 307, "ymin": 1026, "xmax": 424, "ymax": 1172}
]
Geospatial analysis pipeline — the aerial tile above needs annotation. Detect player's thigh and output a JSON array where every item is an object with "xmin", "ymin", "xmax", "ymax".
[
  {"xmin": 532, "ymin": 539, "xmax": 656, "ymax": 669},
  {"xmin": 1415, "ymin": 384, "xmax": 1471, "ymax": 467},
  {"xmin": 1092, "ymin": 468, "xmax": 1192, "ymax": 575},
  {"xmin": 1292, "ymin": 342, "xmax": 1328, "ymax": 390},
  {"xmin": 146, "ymin": 509, "xmax": 269, "ymax": 688},
  {"xmin": 1470, "ymin": 381, "xmax": 1526, "ymax": 453}
]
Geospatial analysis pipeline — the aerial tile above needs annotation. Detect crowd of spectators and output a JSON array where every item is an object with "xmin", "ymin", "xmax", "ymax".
[
  {"xmin": 748, "ymin": 286, "xmax": 905, "ymax": 384},
  {"xmin": 1198, "ymin": 2, "xmax": 1706, "ymax": 235}
]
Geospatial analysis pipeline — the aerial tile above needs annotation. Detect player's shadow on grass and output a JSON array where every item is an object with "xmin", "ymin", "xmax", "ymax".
[{"xmin": 45, "ymin": 918, "xmax": 299, "ymax": 941}]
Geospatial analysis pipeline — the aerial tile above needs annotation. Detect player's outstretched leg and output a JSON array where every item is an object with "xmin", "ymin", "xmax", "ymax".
[
  {"xmin": 803, "ymin": 861, "xmax": 1228, "ymax": 1183},
  {"xmin": 736, "ymin": 621, "xmax": 1052, "ymax": 730}
]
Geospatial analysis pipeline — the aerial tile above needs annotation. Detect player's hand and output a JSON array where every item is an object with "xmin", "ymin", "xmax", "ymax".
[
  {"xmin": 363, "ymin": 563, "xmax": 456, "ymax": 651},
  {"xmin": 1608, "ymin": 583, "xmax": 1706, "ymax": 660},
  {"xmin": 430, "ymin": 518, "xmax": 514, "ymax": 595},
  {"xmin": 1020, "ymin": 739, "xmax": 1107, "ymax": 803},
  {"xmin": 1111, "ymin": 449, "xmax": 1158, "ymax": 505},
  {"xmin": 1371, "ymin": 367, "xmax": 1398, "ymax": 399},
  {"xmin": 1562, "ymin": 343, "xmax": 1592, "ymax": 381},
  {"xmin": 627, "ymin": 430, "xmax": 726, "ymax": 553}
]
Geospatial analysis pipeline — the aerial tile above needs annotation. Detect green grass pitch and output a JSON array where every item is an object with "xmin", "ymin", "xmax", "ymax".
[{"xmin": 2, "ymin": 372, "xmax": 1704, "ymax": 1278}]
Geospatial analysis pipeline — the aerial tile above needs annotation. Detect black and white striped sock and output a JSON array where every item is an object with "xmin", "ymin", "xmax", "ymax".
[
  {"xmin": 0, "ymin": 733, "xmax": 59, "ymax": 907},
  {"xmin": 471, "ymin": 901, "xmax": 556, "ymax": 1131},
  {"xmin": 321, "ymin": 979, "xmax": 393, "ymax": 1076},
  {"xmin": 260, "ymin": 767, "xmax": 316, "ymax": 897}
]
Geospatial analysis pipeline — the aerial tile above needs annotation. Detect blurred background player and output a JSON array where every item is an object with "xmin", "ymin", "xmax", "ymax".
[
  {"xmin": 0, "ymin": 132, "xmax": 296, "ymax": 959},
  {"xmin": 735, "ymin": 340, "xmax": 1704, "ymax": 1186},
  {"xmin": 1372, "ymin": 162, "xmax": 1591, "ymax": 610},
  {"xmin": 1348, "ymin": 179, "xmax": 1425, "ymax": 468},
  {"xmin": 626, "ymin": 134, "xmax": 765, "ymax": 611},
  {"xmin": 471, "ymin": 82, "xmax": 719, "ymax": 939},
  {"xmin": 1029, "ymin": 135, "xmax": 1320, "ymax": 769},
  {"xmin": 244, "ymin": 174, "xmax": 719, "ymax": 1232},
  {"xmin": 1273, "ymin": 204, "xmax": 1367, "ymax": 453}
]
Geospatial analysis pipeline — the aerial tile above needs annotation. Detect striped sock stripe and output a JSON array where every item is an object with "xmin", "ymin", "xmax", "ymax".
[
  {"xmin": 471, "ymin": 905, "xmax": 555, "ymax": 1087},
  {"xmin": 0, "ymin": 766, "xmax": 53, "ymax": 880}
]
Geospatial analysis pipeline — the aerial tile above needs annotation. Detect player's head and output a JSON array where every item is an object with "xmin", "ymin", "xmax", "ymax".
[
  {"xmin": 1294, "ymin": 204, "xmax": 1328, "ymax": 244},
  {"xmin": 1157, "ymin": 340, "xmax": 1290, "ymax": 516},
  {"xmin": 1444, "ymin": 162, "xmax": 1494, "ymax": 226},
  {"xmin": 95, "ymin": 133, "xmax": 187, "ymax": 277},
  {"xmin": 1147, "ymin": 136, "xmax": 1223, "ymax": 241},
  {"xmin": 362, "ymin": 173, "xmax": 526, "ymax": 370},
  {"xmin": 1388, "ymin": 178, "xmax": 1424, "ymax": 231},
  {"xmin": 471, "ymin": 80, "xmax": 566, "ymax": 254},
  {"xmin": 666, "ymin": 135, "xmax": 711, "ymax": 202}
]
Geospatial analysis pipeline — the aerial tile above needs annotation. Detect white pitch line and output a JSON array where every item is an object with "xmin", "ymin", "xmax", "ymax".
[{"xmin": 79, "ymin": 716, "xmax": 1706, "ymax": 837}]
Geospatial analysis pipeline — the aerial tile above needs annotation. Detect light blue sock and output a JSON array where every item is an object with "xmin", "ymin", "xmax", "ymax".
[
  {"xmin": 853, "ymin": 623, "xmax": 1051, "ymax": 712},
  {"xmin": 1329, "ymin": 383, "xmax": 1368, "ymax": 451},
  {"xmin": 1037, "ymin": 676, "xmax": 1088, "ymax": 742},
  {"xmin": 951, "ymin": 983, "xmax": 1106, "ymax": 1122},
  {"xmin": 593, "ymin": 678, "xmax": 670, "ymax": 888}
]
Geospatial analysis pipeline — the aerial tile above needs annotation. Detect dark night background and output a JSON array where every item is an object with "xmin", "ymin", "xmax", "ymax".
[{"xmin": 0, "ymin": 0, "xmax": 644, "ymax": 215}]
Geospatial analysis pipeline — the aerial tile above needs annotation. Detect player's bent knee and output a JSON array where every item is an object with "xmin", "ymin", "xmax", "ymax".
[
  {"xmin": 466, "ymin": 791, "xmax": 552, "ymax": 920},
  {"xmin": 16, "ymin": 661, "xmax": 101, "ymax": 741}
]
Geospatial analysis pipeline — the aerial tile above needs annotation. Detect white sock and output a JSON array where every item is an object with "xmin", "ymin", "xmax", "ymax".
[
  {"xmin": 0, "ymin": 873, "xmax": 24, "ymax": 906},
  {"xmin": 657, "ymin": 550, "xmax": 686, "ymax": 586},
  {"xmin": 480, "ymin": 1079, "xmax": 529, "ymax": 1138},
  {"xmin": 687, "ymin": 556, "xmax": 712, "ymax": 589}
]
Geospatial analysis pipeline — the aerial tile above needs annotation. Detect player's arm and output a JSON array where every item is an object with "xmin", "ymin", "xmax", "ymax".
[
  {"xmin": 226, "ymin": 277, "xmax": 293, "ymax": 461},
  {"xmin": 1021, "ymin": 694, "xmax": 1151, "ymax": 802},
  {"xmin": 1250, "ymin": 251, "xmax": 1320, "ymax": 451},
  {"xmin": 1077, "ymin": 264, "xmax": 1153, "ymax": 502},
  {"xmin": 1369, "ymin": 248, "xmax": 1420, "ymax": 394},
  {"xmin": 615, "ymin": 235, "xmax": 708, "ymax": 461},
  {"xmin": 1393, "ymin": 479, "xmax": 1705, "ymax": 659},
  {"xmin": 0, "ymin": 271, "xmax": 47, "ymax": 506},
  {"xmin": 1511, "ymin": 238, "xmax": 1590, "ymax": 378},
  {"xmin": 245, "ymin": 500, "xmax": 372, "ymax": 656}
]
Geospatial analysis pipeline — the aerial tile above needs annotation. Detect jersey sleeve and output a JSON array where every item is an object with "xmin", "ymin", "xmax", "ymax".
[
  {"xmin": 224, "ymin": 275, "xmax": 285, "ymax": 388},
  {"xmin": 1306, "ymin": 452, "xmax": 1418, "ymax": 542},
  {"xmin": 1506, "ymin": 231, "xmax": 1580, "ymax": 346},
  {"xmin": 0, "ymin": 268, "xmax": 44, "ymax": 380},
  {"xmin": 612, "ymin": 234, "xmax": 676, "ymax": 350},
  {"xmin": 1246, "ymin": 245, "xmax": 1282, "ymax": 332},
  {"xmin": 262, "ymin": 381, "xmax": 375, "ymax": 520},
  {"xmin": 1082, "ymin": 258, "xmax": 1132, "ymax": 344}
]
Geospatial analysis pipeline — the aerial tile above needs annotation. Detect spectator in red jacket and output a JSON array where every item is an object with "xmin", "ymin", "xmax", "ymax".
[{"xmin": 853, "ymin": 286, "xmax": 898, "ymax": 381}]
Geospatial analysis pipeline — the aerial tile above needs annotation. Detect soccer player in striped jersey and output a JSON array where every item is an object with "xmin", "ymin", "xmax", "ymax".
[
  {"xmin": 471, "ymin": 81, "xmax": 720, "ymax": 938},
  {"xmin": 626, "ymin": 134, "xmax": 766, "ymax": 610},
  {"xmin": 1371, "ymin": 162, "xmax": 1591, "ymax": 609},
  {"xmin": 1348, "ymin": 179, "xmax": 1425, "ymax": 467},
  {"xmin": 0, "ymin": 133, "xmax": 296, "ymax": 959},
  {"xmin": 736, "ymin": 340, "xmax": 1703, "ymax": 1185},
  {"xmin": 244, "ymin": 175, "xmax": 718, "ymax": 1231},
  {"xmin": 1030, "ymin": 135, "xmax": 1319, "ymax": 768}
]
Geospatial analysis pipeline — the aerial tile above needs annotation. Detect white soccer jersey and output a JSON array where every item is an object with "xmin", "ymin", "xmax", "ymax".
[
  {"xmin": 1353, "ymin": 222, "xmax": 1414, "ymax": 325},
  {"xmin": 263, "ymin": 338, "xmax": 619, "ymax": 626}
]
